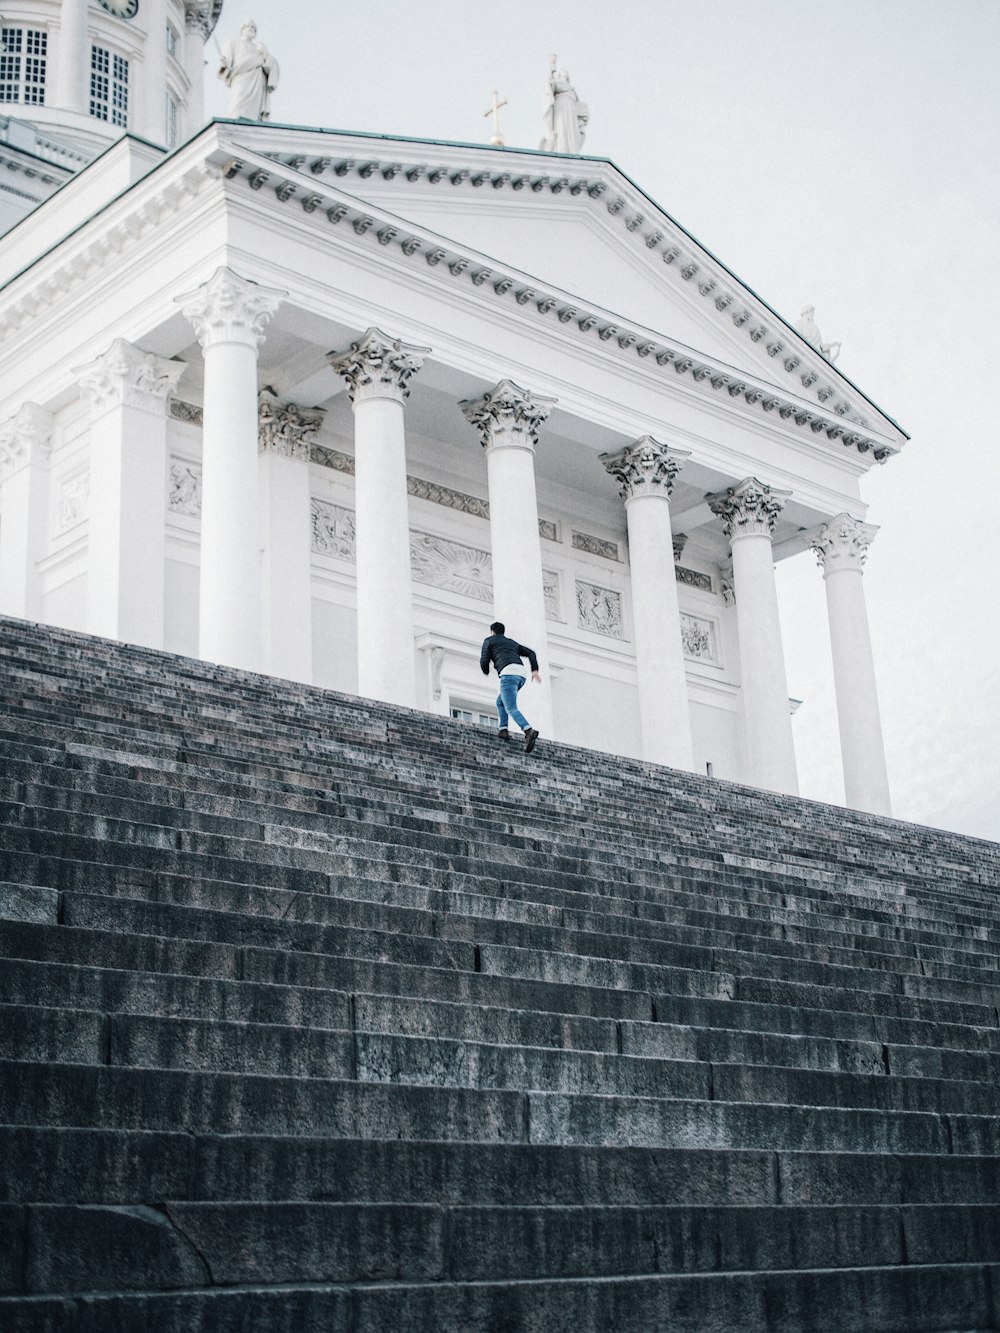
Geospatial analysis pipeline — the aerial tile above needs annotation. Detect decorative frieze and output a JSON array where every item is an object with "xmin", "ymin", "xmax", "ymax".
[
  {"xmin": 169, "ymin": 399, "xmax": 204, "ymax": 426},
  {"xmin": 459, "ymin": 379, "xmax": 556, "ymax": 452},
  {"xmin": 810, "ymin": 512, "xmax": 879, "ymax": 575},
  {"xmin": 680, "ymin": 613, "xmax": 718, "ymax": 664},
  {"xmin": 168, "ymin": 459, "xmax": 202, "ymax": 516},
  {"xmin": 52, "ymin": 471, "xmax": 89, "ymax": 535},
  {"xmin": 572, "ymin": 531, "xmax": 620, "ymax": 561},
  {"xmin": 75, "ymin": 339, "xmax": 185, "ymax": 412},
  {"xmin": 538, "ymin": 519, "xmax": 559, "ymax": 542},
  {"xmin": 328, "ymin": 327, "xmax": 429, "ymax": 405},
  {"xmin": 407, "ymin": 475, "xmax": 489, "ymax": 520},
  {"xmin": 600, "ymin": 435, "xmax": 689, "ymax": 503},
  {"xmin": 0, "ymin": 403, "xmax": 54, "ymax": 482},
  {"xmin": 676, "ymin": 566, "xmax": 713, "ymax": 593},
  {"xmin": 310, "ymin": 498, "xmax": 356, "ymax": 559},
  {"xmin": 708, "ymin": 476, "xmax": 790, "ymax": 540},
  {"xmin": 576, "ymin": 580, "xmax": 623, "ymax": 639},
  {"xmin": 258, "ymin": 389, "xmax": 325, "ymax": 460},
  {"xmin": 310, "ymin": 444, "xmax": 355, "ymax": 474},
  {"xmin": 410, "ymin": 531, "xmax": 492, "ymax": 603}
]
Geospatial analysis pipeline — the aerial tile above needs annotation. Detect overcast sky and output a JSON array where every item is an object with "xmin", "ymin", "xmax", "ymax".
[{"xmin": 205, "ymin": 0, "xmax": 999, "ymax": 843}]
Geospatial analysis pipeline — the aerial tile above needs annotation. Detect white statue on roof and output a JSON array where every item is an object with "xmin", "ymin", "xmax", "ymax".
[
  {"xmin": 796, "ymin": 306, "xmax": 842, "ymax": 364},
  {"xmin": 540, "ymin": 56, "xmax": 588, "ymax": 154},
  {"xmin": 217, "ymin": 20, "xmax": 279, "ymax": 122}
]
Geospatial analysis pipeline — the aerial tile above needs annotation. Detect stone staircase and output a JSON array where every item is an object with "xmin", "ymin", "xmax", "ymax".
[{"xmin": 1, "ymin": 614, "xmax": 999, "ymax": 1331}]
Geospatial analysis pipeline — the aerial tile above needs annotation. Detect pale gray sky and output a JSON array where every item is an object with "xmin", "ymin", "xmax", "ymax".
[{"xmin": 206, "ymin": 0, "xmax": 1000, "ymax": 841}]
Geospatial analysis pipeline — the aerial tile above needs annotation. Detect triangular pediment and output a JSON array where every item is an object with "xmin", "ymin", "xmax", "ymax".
[{"xmin": 220, "ymin": 122, "xmax": 903, "ymax": 442}]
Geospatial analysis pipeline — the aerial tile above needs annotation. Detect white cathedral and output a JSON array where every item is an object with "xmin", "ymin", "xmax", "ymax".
[{"xmin": 0, "ymin": 0, "xmax": 906, "ymax": 814}]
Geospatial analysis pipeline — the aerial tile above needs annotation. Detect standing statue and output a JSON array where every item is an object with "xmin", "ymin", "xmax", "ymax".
[
  {"xmin": 540, "ymin": 56, "xmax": 588, "ymax": 154},
  {"xmin": 217, "ymin": 20, "xmax": 279, "ymax": 121},
  {"xmin": 796, "ymin": 305, "xmax": 842, "ymax": 363}
]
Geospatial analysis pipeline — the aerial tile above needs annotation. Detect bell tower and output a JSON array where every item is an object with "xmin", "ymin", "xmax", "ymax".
[{"xmin": 1, "ymin": 0, "xmax": 221, "ymax": 153}]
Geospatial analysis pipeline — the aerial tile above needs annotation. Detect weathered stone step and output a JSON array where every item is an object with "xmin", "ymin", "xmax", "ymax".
[
  {"xmin": 5, "ymin": 1200, "xmax": 1000, "ymax": 1294},
  {"xmin": 0, "ymin": 1261, "xmax": 995, "ymax": 1333},
  {"xmin": 8, "ymin": 1126, "xmax": 1000, "ymax": 1209},
  {"xmin": 6, "ymin": 1059, "xmax": 998, "ymax": 1154}
]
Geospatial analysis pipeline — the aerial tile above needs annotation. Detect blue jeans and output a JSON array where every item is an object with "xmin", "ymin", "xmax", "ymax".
[{"xmin": 497, "ymin": 674, "xmax": 531, "ymax": 732}]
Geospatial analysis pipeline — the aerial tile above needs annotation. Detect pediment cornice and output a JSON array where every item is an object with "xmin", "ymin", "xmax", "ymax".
[
  {"xmin": 233, "ymin": 125, "xmax": 903, "ymax": 444},
  {"xmin": 215, "ymin": 142, "xmax": 900, "ymax": 463}
]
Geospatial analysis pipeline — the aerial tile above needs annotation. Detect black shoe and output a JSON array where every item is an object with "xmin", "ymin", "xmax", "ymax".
[
  {"xmin": 497, "ymin": 728, "xmax": 509, "ymax": 740},
  {"xmin": 524, "ymin": 728, "xmax": 539, "ymax": 754}
]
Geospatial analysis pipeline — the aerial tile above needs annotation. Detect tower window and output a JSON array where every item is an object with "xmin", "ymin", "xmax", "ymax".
[
  {"xmin": 0, "ymin": 28, "xmax": 48, "ymax": 106},
  {"xmin": 90, "ymin": 45, "xmax": 128, "ymax": 126},
  {"xmin": 165, "ymin": 24, "xmax": 177, "ymax": 57},
  {"xmin": 165, "ymin": 93, "xmax": 178, "ymax": 147}
]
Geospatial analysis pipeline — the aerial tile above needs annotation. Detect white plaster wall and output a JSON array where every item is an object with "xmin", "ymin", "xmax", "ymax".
[
  {"xmin": 552, "ymin": 666, "xmax": 642, "ymax": 758},
  {"xmin": 164, "ymin": 557, "xmax": 199, "ymax": 658},
  {"xmin": 689, "ymin": 696, "xmax": 741, "ymax": 781},
  {"xmin": 312, "ymin": 597, "xmax": 357, "ymax": 694},
  {"xmin": 41, "ymin": 572, "xmax": 86, "ymax": 632}
]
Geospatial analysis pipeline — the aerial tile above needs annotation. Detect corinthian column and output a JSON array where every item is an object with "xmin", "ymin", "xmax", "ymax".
[
  {"xmin": 0, "ymin": 404, "xmax": 54, "ymax": 620},
  {"xmin": 182, "ymin": 1, "xmax": 214, "ymax": 135},
  {"xmin": 75, "ymin": 339, "xmax": 185, "ymax": 647},
  {"xmin": 460, "ymin": 380, "xmax": 556, "ymax": 737},
  {"xmin": 709, "ymin": 477, "xmax": 798, "ymax": 796},
  {"xmin": 811, "ymin": 514, "xmax": 891, "ymax": 816},
  {"xmin": 177, "ymin": 267, "xmax": 284, "ymax": 671},
  {"xmin": 328, "ymin": 328, "xmax": 429, "ymax": 708},
  {"xmin": 258, "ymin": 390, "xmax": 325, "ymax": 684},
  {"xmin": 601, "ymin": 436, "xmax": 694, "ymax": 770}
]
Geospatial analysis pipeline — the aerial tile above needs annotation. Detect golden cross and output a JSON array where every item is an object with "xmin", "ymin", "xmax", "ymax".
[{"xmin": 484, "ymin": 89, "xmax": 508, "ymax": 146}]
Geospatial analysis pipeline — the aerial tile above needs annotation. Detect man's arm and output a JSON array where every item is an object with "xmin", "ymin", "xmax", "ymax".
[
  {"xmin": 517, "ymin": 643, "xmax": 540, "ymax": 674},
  {"xmin": 480, "ymin": 639, "xmax": 491, "ymax": 675}
]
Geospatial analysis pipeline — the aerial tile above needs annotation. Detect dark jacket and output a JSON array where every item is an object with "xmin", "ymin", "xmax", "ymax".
[{"xmin": 480, "ymin": 633, "xmax": 539, "ymax": 677}]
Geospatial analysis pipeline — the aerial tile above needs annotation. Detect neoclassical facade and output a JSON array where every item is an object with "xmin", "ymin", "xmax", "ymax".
[{"xmin": 0, "ymin": 11, "xmax": 906, "ymax": 812}]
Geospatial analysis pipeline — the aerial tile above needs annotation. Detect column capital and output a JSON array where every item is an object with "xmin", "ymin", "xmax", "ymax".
[
  {"xmin": 600, "ymin": 435, "xmax": 690, "ymax": 502},
  {"xmin": 708, "ymin": 476, "xmax": 791, "ymax": 539},
  {"xmin": 811, "ymin": 512, "xmax": 879, "ymax": 575},
  {"xmin": 183, "ymin": 0, "xmax": 220, "ymax": 38},
  {"xmin": 74, "ymin": 339, "xmax": 186, "ymax": 413},
  {"xmin": 258, "ymin": 388, "xmax": 326, "ymax": 460},
  {"xmin": 0, "ymin": 403, "xmax": 54, "ymax": 482},
  {"xmin": 328, "ymin": 328, "xmax": 430, "ymax": 406},
  {"xmin": 459, "ymin": 379, "xmax": 557, "ymax": 452},
  {"xmin": 176, "ymin": 267, "xmax": 285, "ymax": 352}
]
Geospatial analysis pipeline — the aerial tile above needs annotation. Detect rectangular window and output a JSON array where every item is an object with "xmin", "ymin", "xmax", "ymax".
[
  {"xmin": 0, "ymin": 27, "xmax": 47, "ymax": 105},
  {"xmin": 90, "ymin": 45, "xmax": 127, "ymax": 126},
  {"xmin": 165, "ymin": 24, "xmax": 177, "ymax": 57},
  {"xmin": 165, "ymin": 93, "xmax": 178, "ymax": 148},
  {"xmin": 450, "ymin": 706, "xmax": 495, "ymax": 728}
]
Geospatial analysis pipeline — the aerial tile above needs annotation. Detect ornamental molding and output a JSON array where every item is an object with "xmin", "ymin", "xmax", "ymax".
[
  {"xmin": 0, "ymin": 160, "xmax": 218, "ymax": 345},
  {"xmin": 258, "ymin": 388, "xmax": 326, "ymax": 460},
  {"xmin": 459, "ymin": 379, "xmax": 556, "ymax": 452},
  {"xmin": 52, "ymin": 470, "xmax": 89, "ymax": 535},
  {"xmin": 327, "ymin": 327, "xmax": 429, "ymax": 405},
  {"xmin": 169, "ymin": 399, "xmax": 204, "ymax": 426},
  {"xmin": 168, "ymin": 459, "xmax": 202, "ymax": 516},
  {"xmin": 176, "ymin": 267, "xmax": 285, "ymax": 352},
  {"xmin": 0, "ymin": 402, "xmax": 54, "ymax": 482},
  {"xmin": 680, "ymin": 612, "xmax": 719, "ymax": 664},
  {"xmin": 572, "ymin": 531, "xmax": 620, "ymax": 561},
  {"xmin": 576, "ymin": 580, "xmax": 623, "ymax": 639},
  {"xmin": 183, "ymin": 0, "xmax": 223, "ymax": 39},
  {"xmin": 708, "ymin": 476, "xmax": 791, "ymax": 540},
  {"xmin": 219, "ymin": 145, "xmax": 895, "ymax": 462},
  {"xmin": 600, "ymin": 435, "xmax": 690, "ymax": 502},
  {"xmin": 676, "ymin": 565, "xmax": 713, "ymax": 594},
  {"xmin": 810, "ymin": 512, "xmax": 879, "ymax": 575},
  {"xmin": 249, "ymin": 141, "xmax": 894, "ymax": 442},
  {"xmin": 74, "ymin": 339, "xmax": 185, "ymax": 412}
]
